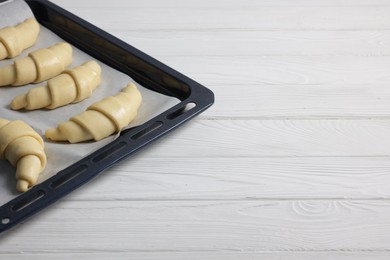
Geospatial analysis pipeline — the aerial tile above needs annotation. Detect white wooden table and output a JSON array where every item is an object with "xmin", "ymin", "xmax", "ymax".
[{"xmin": 2, "ymin": 0, "xmax": 390, "ymax": 259}]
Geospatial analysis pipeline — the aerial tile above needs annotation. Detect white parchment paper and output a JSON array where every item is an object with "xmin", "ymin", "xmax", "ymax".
[{"xmin": 0, "ymin": 0, "xmax": 179, "ymax": 204}]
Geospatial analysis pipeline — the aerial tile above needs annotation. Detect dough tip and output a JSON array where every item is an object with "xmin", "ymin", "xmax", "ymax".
[
  {"xmin": 45, "ymin": 128, "xmax": 66, "ymax": 141},
  {"xmin": 122, "ymin": 83, "xmax": 137, "ymax": 93},
  {"xmin": 10, "ymin": 94, "xmax": 27, "ymax": 110},
  {"xmin": 84, "ymin": 60, "xmax": 101, "ymax": 75},
  {"xmin": 16, "ymin": 179, "xmax": 30, "ymax": 193}
]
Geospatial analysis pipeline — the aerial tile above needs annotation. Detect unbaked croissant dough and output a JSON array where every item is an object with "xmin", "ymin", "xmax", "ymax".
[
  {"xmin": 0, "ymin": 118, "xmax": 47, "ymax": 192},
  {"xmin": 11, "ymin": 61, "xmax": 102, "ymax": 110},
  {"xmin": 0, "ymin": 42, "xmax": 72, "ymax": 87},
  {"xmin": 45, "ymin": 83, "xmax": 142, "ymax": 143},
  {"xmin": 0, "ymin": 18, "xmax": 40, "ymax": 60}
]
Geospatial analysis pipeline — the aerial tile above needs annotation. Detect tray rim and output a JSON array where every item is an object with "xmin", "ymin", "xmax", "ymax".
[{"xmin": 0, "ymin": 0, "xmax": 214, "ymax": 234}]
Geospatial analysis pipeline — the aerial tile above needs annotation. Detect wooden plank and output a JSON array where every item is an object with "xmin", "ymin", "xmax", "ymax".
[
  {"xmin": 50, "ymin": 0, "xmax": 390, "ymax": 8},
  {"xmin": 49, "ymin": 1, "xmax": 390, "ymax": 31},
  {"xmin": 60, "ymin": 157, "xmax": 390, "ymax": 201},
  {"xmin": 203, "ymin": 84, "xmax": 390, "ymax": 118},
  {"xmin": 2, "ymin": 200, "xmax": 390, "ymax": 251},
  {"xmin": 150, "ymin": 56, "xmax": 390, "ymax": 86},
  {"xmin": 1, "ymin": 252, "xmax": 390, "ymax": 260},
  {"xmin": 119, "ymin": 30, "xmax": 390, "ymax": 57},
  {"xmin": 127, "ymin": 119, "xmax": 390, "ymax": 157}
]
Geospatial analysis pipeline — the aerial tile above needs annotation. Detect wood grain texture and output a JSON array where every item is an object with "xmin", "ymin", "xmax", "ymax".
[
  {"xmin": 2, "ymin": 252, "xmax": 390, "ymax": 260},
  {"xmin": 49, "ymin": 0, "xmax": 390, "ymax": 31},
  {"xmin": 2, "ymin": 200, "xmax": 390, "ymax": 252},
  {"xmin": 122, "ymin": 31, "xmax": 390, "ymax": 57},
  {"xmin": 153, "ymin": 56, "xmax": 390, "ymax": 86},
  {"xmin": 204, "ymin": 84, "xmax": 390, "ymax": 118},
  {"xmin": 58, "ymin": 157, "xmax": 390, "ymax": 201},
  {"xmin": 136, "ymin": 119, "xmax": 390, "ymax": 157},
  {"xmin": 2, "ymin": 0, "xmax": 390, "ymax": 259},
  {"xmin": 50, "ymin": 0, "xmax": 390, "ymax": 8}
]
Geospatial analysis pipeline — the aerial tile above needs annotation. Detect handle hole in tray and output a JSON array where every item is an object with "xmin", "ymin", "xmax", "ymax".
[
  {"xmin": 11, "ymin": 190, "xmax": 46, "ymax": 213},
  {"xmin": 92, "ymin": 141, "xmax": 127, "ymax": 163},
  {"xmin": 1, "ymin": 218, "xmax": 10, "ymax": 225},
  {"xmin": 167, "ymin": 102, "xmax": 196, "ymax": 120},
  {"xmin": 50, "ymin": 165, "xmax": 88, "ymax": 189},
  {"xmin": 131, "ymin": 121, "xmax": 163, "ymax": 141}
]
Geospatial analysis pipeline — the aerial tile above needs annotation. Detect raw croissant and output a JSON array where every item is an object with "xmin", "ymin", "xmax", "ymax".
[
  {"xmin": 11, "ymin": 61, "xmax": 102, "ymax": 110},
  {"xmin": 0, "ymin": 118, "xmax": 47, "ymax": 192},
  {"xmin": 0, "ymin": 18, "xmax": 40, "ymax": 60},
  {"xmin": 0, "ymin": 42, "xmax": 72, "ymax": 87},
  {"xmin": 46, "ymin": 83, "xmax": 142, "ymax": 143}
]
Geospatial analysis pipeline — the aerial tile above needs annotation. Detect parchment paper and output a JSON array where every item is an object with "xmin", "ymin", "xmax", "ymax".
[{"xmin": 0, "ymin": 0, "xmax": 179, "ymax": 204}]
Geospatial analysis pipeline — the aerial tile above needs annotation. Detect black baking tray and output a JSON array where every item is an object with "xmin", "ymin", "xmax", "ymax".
[{"xmin": 0, "ymin": 0, "xmax": 214, "ymax": 234}]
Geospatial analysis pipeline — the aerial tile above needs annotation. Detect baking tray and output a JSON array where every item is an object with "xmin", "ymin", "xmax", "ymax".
[{"xmin": 0, "ymin": 0, "xmax": 214, "ymax": 234}]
